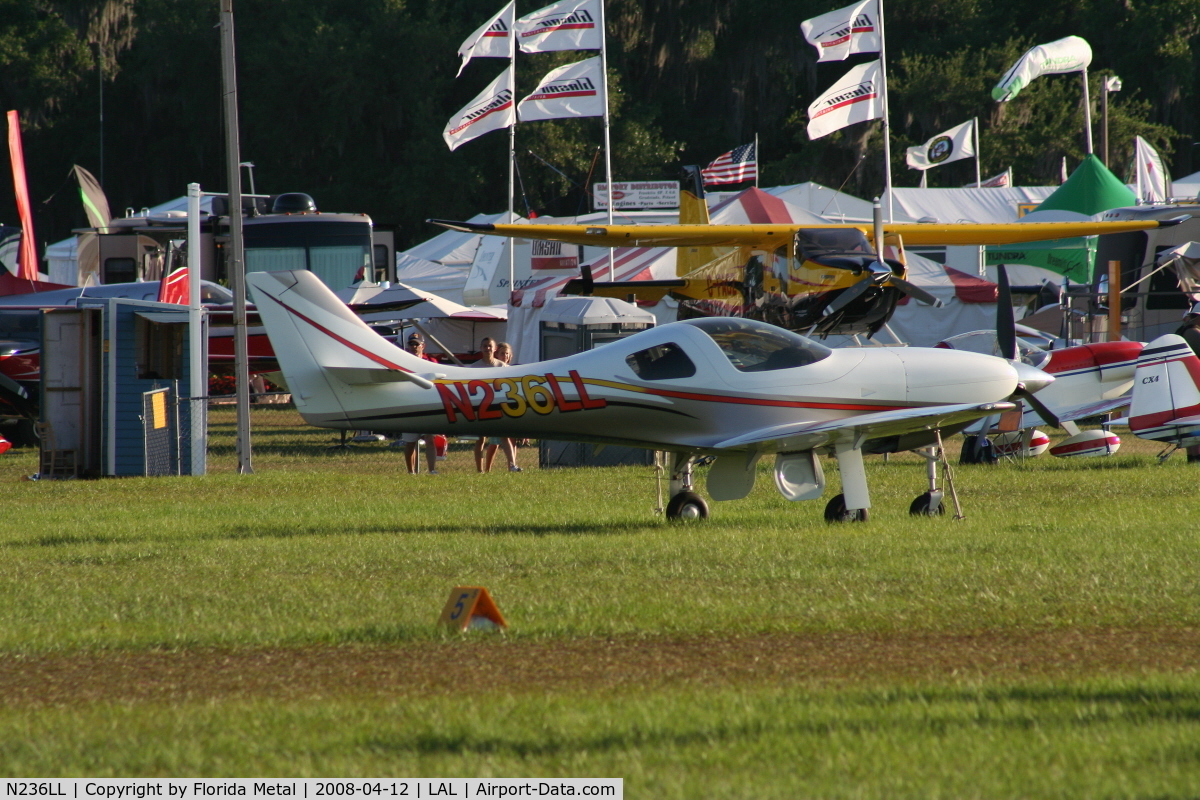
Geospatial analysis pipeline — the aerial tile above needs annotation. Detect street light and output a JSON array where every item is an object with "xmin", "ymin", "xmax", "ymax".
[{"xmin": 1101, "ymin": 76, "xmax": 1122, "ymax": 168}]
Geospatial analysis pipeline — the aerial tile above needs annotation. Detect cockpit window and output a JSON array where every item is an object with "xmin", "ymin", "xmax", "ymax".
[
  {"xmin": 682, "ymin": 317, "xmax": 832, "ymax": 372},
  {"xmin": 938, "ymin": 331, "xmax": 1050, "ymax": 369},
  {"xmin": 794, "ymin": 228, "xmax": 871, "ymax": 260},
  {"xmin": 625, "ymin": 342, "xmax": 697, "ymax": 380}
]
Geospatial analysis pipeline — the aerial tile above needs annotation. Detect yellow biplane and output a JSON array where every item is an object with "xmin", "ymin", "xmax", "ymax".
[{"xmin": 430, "ymin": 174, "xmax": 1179, "ymax": 338}]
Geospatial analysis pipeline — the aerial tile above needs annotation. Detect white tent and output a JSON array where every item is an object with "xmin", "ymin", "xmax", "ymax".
[
  {"xmin": 391, "ymin": 212, "xmax": 510, "ymax": 305},
  {"xmin": 887, "ymin": 186, "xmax": 1058, "ymax": 224},
  {"xmin": 885, "ymin": 253, "xmax": 999, "ymax": 346},
  {"xmin": 506, "ymin": 295, "xmax": 656, "ymax": 365},
  {"xmin": 765, "ymin": 182, "xmax": 877, "ymax": 223},
  {"xmin": 1171, "ymin": 169, "xmax": 1200, "ymax": 200}
]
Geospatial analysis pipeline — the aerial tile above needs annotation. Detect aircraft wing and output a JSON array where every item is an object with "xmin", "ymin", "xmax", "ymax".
[
  {"xmin": 711, "ymin": 402, "xmax": 1014, "ymax": 453},
  {"xmin": 428, "ymin": 218, "xmax": 1180, "ymax": 248}
]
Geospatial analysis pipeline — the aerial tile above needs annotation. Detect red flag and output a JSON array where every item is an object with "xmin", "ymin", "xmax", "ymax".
[
  {"xmin": 157, "ymin": 265, "xmax": 189, "ymax": 305},
  {"xmin": 6, "ymin": 111, "xmax": 38, "ymax": 280}
]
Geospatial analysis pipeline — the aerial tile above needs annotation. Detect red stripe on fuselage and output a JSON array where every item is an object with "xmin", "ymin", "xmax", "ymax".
[{"xmin": 1053, "ymin": 435, "xmax": 1118, "ymax": 455}]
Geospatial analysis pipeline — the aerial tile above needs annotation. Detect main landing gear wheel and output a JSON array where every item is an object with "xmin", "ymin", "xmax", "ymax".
[
  {"xmin": 824, "ymin": 493, "xmax": 868, "ymax": 523},
  {"xmin": 959, "ymin": 435, "xmax": 997, "ymax": 465},
  {"xmin": 666, "ymin": 491, "xmax": 709, "ymax": 521},
  {"xmin": 909, "ymin": 490, "xmax": 946, "ymax": 516}
]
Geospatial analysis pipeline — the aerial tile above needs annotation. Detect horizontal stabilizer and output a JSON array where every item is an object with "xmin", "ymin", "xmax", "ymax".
[
  {"xmin": 561, "ymin": 278, "xmax": 686, "ymax": 301},
  {"xmin": 327, "ymin": 367, "xmax": 439, "ymax": 389}
]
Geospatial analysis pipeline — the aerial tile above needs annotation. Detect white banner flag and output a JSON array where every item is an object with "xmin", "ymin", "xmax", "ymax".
[
  {"xmin": 992, "ymin": 36, "xmax": 1092, "ymax": 102},
  {"xmin": 518, "ymin": 57, "xmax": 606, "ymax": 121},
  {"xmin": 800, "ymin": 0, "xmax": 880, "ymax": 63},
  {"xmin": 906, "ymin": 120, "xmax": 975, "ymax": 170},
  {"xmin": 807, "ymin": 60, "xmax": 882, "ymax": 140},
  {"xmin": 456, "ymin": 1, "xmax": 515, "ymax": 77},
  {"xmin": 1135, "ymin": 135, "xmax": 1169, "ymax": 203},
  {"xmin": 516, "ymin": 0, "xmax": 602, "ymax": 53},
  {"xmin": 443, "ymin": 66, "xmax": 515, "ymax": 151}
]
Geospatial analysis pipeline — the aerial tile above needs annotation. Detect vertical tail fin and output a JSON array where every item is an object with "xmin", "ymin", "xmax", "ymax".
[
  {"xmin": 1129, "ymin": 334, "xmax": 1200, "ymax": 442},
  {"xmin": 677, "ymin": 165, "xmax": 718, "ymax": 276},
  {"xmin": 246, "ymin": 271, "xmax": 445, "ymax": 426}
]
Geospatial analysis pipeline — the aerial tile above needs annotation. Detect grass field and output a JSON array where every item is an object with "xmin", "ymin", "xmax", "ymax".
[{"xmin": 1, "ymin": 406, "xmax": 1198, "ymax": 796}]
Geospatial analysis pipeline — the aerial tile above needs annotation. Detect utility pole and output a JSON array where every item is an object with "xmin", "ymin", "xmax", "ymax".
[{"xmin": 220, "ymin": 0, "xmax": 253, "ymax": 474}]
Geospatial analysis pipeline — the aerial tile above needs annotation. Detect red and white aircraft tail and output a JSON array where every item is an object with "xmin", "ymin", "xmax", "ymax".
[
  {"xmin": 1128, "ymin": 334, "xmax": 1200, "ymax": 446},
  {"xmin": 247, "ymin": 270, "xmax": 451, "ymax": 427}
]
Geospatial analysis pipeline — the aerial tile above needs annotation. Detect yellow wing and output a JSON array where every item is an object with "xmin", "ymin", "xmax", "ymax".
[{"xmin": 428, "ymin": 218, "xmax": 1181, "ymax": 248}]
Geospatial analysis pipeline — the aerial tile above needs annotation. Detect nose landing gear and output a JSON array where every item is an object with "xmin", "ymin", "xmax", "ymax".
[{"xmin": 661, "ymin": 452, "xmax": 711, "ymax": 521}]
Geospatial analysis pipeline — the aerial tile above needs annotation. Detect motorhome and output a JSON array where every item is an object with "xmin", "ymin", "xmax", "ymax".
[{"xmin": 69, "ymin": 191, "xmax": 394, "ymax": 290}]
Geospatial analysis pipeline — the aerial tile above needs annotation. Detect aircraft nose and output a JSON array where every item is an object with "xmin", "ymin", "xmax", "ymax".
[
  {"xmin": 1013, "ymin": 361, "xmax": 1055, "ymax": 394},
  {"xmin": 899, "ymin": 348, "xmax": 1019, "ymax": 404}
]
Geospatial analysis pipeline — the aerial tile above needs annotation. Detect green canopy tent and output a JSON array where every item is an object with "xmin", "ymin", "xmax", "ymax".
[{"xmin": 985, "ymin": 155, "xmax": 1137, "ymax": 282}]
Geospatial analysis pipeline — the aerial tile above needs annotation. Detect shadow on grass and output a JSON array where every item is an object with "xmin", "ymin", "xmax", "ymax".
[
  {"xmin": 206, "ymin": 443, "xmax": 401, "ymax": 457},
  {"xmin": 5, "ymin": 521, "xmax": 651, "ymax": 550},
  {"xmin": 12, "ymin": 534, "xmax": 137, "ymax": 549},
  {"xmin": 360, "ymin": 685, "xmax": 1200, "ymax": 758},
  {"xmin": 214, "ymin": 520, "xmax": 650, "ymax": 540}
]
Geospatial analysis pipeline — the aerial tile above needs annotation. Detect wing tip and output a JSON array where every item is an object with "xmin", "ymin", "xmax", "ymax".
[{"xmin": 427, "ymin": 218, "xmax": 495, "ymax": 234}]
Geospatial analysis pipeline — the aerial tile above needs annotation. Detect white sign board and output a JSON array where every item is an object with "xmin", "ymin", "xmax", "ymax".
[{"xmin": 593, "ymin": 181, "xmax": 679, "ymax": 210}]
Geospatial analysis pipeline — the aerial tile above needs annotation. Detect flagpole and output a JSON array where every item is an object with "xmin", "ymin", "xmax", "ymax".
[
  {"xmin": 599, "ymin": 0, "xmax": 615, "ymax": 279},
  {"xmin": 973, "ymin": 117, "xmax": 981, "ymax": 186},
  {"xmin": 877, "ymin": 0, "xmax": 894, "ymax": 221},
  {"xmin": 755, "ymin": 133, "xmax": 759, "ymax": 188},
  {"xmin": 508, "ymin": 43, "xmax": 517, "ymax": 299},
  {"xmin": 974, "ymin": 118, "xmax": 983, "ymax": 277},
  {"xmin": 1081, "ymin": 68, "xmax": 1093, "ymax": 154},
  {"xmin": 1136, "ymin": 139, "xmax": 1144, "ymax": 203}
]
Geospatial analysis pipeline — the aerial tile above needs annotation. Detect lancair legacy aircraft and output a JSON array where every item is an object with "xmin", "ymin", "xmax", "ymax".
[
  {"xmin": 246, "ymin": 270, "xmax": 1060, "ymax": 522},
  {"xmin": 430, "ymin": 205, "xmax": 1178, "ymax": 339}
]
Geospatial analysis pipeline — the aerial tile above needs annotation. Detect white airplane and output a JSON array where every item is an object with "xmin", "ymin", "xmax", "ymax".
[
  {"xmin": 246, "ymin": 270, "xmax": 1054, "ymax": 522},
  {"xmin": 1128, "ymin": 333, "xmax": 1200, "ymax": 456}
]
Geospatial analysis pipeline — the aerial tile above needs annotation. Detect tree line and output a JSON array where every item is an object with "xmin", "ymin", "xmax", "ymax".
[{"xmin": 1, "ymin": 0, "xmax": 1195, "ymax": 253}]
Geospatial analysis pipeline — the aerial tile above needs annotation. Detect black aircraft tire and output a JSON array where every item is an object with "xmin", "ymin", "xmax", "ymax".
[
  {"xmin": 959, "ymin": 435, "xmax": 997, "ymax": 465},
  {"xmin": 824, "ymin": 493, "xmax": 868, "ymax": 523},
  {"xmin": 909, "ymin": 491, "xmax": 946, "ymax": 516},
  {"xmin": 666, "ymin": 491, "xmax": 709, "ymax": 521},
  {"xmin": 3, "ymin": 418, "xmax": 38, "ymax": 449}
]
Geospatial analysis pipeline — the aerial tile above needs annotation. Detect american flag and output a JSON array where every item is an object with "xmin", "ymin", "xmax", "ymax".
[
  {"xmin": 971, "ymin": 168, "xmax": 1011, "ymax": 188},
  {"xmin": 701, "ymin": 142, "xmax": 757, "ymax": 186}
]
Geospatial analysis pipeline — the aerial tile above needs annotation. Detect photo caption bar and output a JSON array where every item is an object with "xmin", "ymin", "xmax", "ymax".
[{"xmin": 2, "ymin": 781, "xmax": 622, "ymax": 800}]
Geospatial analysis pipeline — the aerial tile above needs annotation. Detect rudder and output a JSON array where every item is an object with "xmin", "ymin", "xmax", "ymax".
[{"xmin": 1129, "ymin": 333, "xmax": 1200, "ymax": 442}]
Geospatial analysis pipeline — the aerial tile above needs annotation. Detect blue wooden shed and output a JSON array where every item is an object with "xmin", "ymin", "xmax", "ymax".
[{"xmin": 40, "ymin": 298, "xmax": 207, "ymax": 478}]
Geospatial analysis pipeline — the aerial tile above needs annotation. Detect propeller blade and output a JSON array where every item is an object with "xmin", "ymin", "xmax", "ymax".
[
  {"xmin": 996, "ymin": 264, "xmax": 1016, "ymax": 361},
  {"xmin": 1014, "ymin": 387, "xmax": 1062, "ymax": 429},
  {"xmin": 890, "ymin": 277, "xmax": 944, "ymax": 308},
  {"xmin": 821, "ymin": 275, "xmax": 874, "ymax": 319}
]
